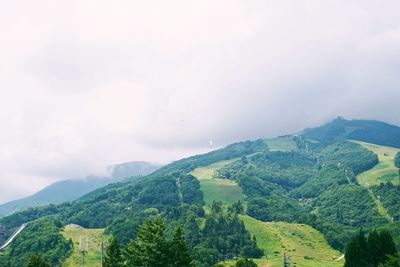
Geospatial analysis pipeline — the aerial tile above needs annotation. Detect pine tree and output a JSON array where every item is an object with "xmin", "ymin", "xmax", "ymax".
[
  {"xmin": 125, "ymin": 216, "xmax": 170, "ymax": 267},
  {"xmin": 344, "ymin": 230, "xmax": 369, "ymax": 267},
  {"xmin": 26, "ymin": 255, "xmax": 50, "ymax": 267},
  {"xmin": 170, "ymin": 225, "xmax": 192, "ymax": 267},
  {"xmin": 395, "ymin": 152, "xmax": 400, "ymax": 168},
  {"xmin": 379, "ymin": 253, "xmax": 400, "ymax": 267},
  {"xmin": 368, "ymin": 229, "xmax": 381, "ymax": 267},
  {"xmin": 378, "ymin": 230, "xmax": 398, "ymax": 264},
  {"xmin": 104, "ymin": 237, "xmax": 123, "ymax": 267}
]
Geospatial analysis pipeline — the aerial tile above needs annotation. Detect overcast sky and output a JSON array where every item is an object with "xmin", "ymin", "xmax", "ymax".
[{"xmin": 1, "ymin": 0, "xmax": 400, "ymax": 203}]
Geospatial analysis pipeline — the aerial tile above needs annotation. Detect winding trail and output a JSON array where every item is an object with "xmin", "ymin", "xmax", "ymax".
[{"xmin": 0, "ymin": 223, "xmax": 27, "ymax": 251}]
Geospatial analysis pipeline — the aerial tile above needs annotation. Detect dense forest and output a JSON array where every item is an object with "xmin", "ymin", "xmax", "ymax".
[
  {"xmin": 344, "ymin": 229, "xmax": 397, "ymax": 267},
  {"xmin": 302, "ymin": 117, "xmax": 400, "ymax": 148},
  {"xmin": 1, "ymin": 119, "xmax": 400, "ymax": 266}
]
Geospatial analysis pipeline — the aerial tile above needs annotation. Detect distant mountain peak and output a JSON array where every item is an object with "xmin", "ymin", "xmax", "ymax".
[{"xmin": 301, "ymin": 118, "xmax": 400, "ymax": 148}]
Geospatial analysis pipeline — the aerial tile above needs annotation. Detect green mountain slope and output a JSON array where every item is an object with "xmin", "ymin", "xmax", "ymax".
[
  {"xmin": 355, "ymin": 141, "xmax": 400, "ymax": 186},
  {"xmin": 190, "ymin": 158, "xmax": 344, "ymax": 266},
  {"xmin": 0, "ymin": 161, "xmax": 161, "ymax": 217},
  {"xmin": 190, "ymin": 159, "xmax": 244, "ymax": 206},
  {"xmin": 1, "ymin": 119, "xmax": 400, "ymax": 266},
  {"xmin": 302, "ymin": 117, "xmax": 400, "ymax": 148},
  {"xmin": 240, "ymin": 215, "xmax": 343, "ymax": 267}
]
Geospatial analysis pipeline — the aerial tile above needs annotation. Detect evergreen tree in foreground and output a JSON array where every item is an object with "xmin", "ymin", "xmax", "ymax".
[
  {"xmin": 26, "ymin": 255, "xmax": 50, "ymax": 267},
  {"xmin": 344, "ymin": 229, "xmax": 397, "ymax": 267},
  {"xmin": 104, "ymin": 237, "xmax": 123, "ymax": 267},
  {"xmin": 125, "ymin": 216, "xmax": 192, "ymax": 267},
  {"xmin": 170, "ymin": 225, "xmax": 192, "ymax": 266},
  {"xmin": 379, "ymin": 253, "xmax": 400, "ymax": 267},
  {"xmin": 126, "ymin": 216, "xmax": 170, "ymax": 267},
  {"xmin": 344, "ymin": 229, "xmax": 369, "ymax": 267}
]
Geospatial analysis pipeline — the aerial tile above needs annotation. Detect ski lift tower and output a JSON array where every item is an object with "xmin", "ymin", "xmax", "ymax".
[{"xmin": 79, "ymin": 236, "xmax": 88, "ymax": 267}]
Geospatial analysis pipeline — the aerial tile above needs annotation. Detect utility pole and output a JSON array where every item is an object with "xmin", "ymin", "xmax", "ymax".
[
  {"xmin": 283, "ymin": 251, "xmax": 292, "ymax": 267},
  {"xmin": 81, "ymin": 250, "xmax": 87, "ymax": 267},
  {"xmin": 100, "ymin": 242, "xmax": 104, "ymax": 267},
  {"xmin": 79, "ymin": 236, "xmax": 88, "ymax": 267}
]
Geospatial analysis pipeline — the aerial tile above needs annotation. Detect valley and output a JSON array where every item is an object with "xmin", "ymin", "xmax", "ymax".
[{"xmin": 1, "ymin": 119, "xmax": 400, "ymax": 266}]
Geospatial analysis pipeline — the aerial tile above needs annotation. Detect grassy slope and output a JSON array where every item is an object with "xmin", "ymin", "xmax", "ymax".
[
  {"xmin": 353, "ymin": 141, "xmax": 399, "ymax": 221},
  {"xmin": 191, "ymin": 159, "xmax": 343, "ymax": 267},
  {"xmin": 240, "ymin": 215, "xmax": 343, "ymax": 267},
  {"xmin": 61, "ymin": 225, "xmax": 106, "ymax": 267},
  {"xmin": 264, "ymin": 136, "xmax": 298, "ymax": 152},
  {"xmin": 354, "ymin": 141, "xmax": 400, "ymax": 186},
  {"xmin": 190, "ymin": 159, "xmax": 244, "ymax": 205}
]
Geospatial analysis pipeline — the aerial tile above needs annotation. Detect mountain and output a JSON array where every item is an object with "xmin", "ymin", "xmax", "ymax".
[
  {"xmin": 302, "ymin": 117, "xmax": 400, "ymax": 148},
  {"xmin": 0, "ymin": 161, "xmax": 161, "ymax": 217},
  {"xmin": 0, "ymin": 119, "xmax": 399, "ymax": 266}
]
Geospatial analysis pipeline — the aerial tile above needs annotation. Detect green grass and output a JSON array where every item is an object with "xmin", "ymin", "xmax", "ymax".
[
  {"xmin": 354, "ymin": 141, "xmax": 400, "ymax": 186},
  {"xmin": 351, "ymin": 141, "xmax": 400, "ymax": 222},
  {"xmin": 238, "ymin": 215, "xmax": 344, "ymax": 267},
  {"xmin": 190, "ymin": 160, "xmax": 244, "ymax": 206},
  {"xmin": 61, "ymin": 225, "xmax": 107, "ymax": 267},
  {"xmin": 264, "ymin": 136, "xmax": 298, "ymax": 152}
]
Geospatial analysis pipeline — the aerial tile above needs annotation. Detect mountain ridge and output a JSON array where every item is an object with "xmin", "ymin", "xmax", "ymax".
[
  {"xmin": 0, "ymin": 161, "xmax": 161, "ymax": 217},
  {"xmin": 0, "ymin": 118, "xmax": 399, "ymax": 266}
]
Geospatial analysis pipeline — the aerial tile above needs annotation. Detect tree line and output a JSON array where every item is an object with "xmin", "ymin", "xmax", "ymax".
[{"xmin": 344, "ymin": 229, "xmax": 398, "ymax": 267}]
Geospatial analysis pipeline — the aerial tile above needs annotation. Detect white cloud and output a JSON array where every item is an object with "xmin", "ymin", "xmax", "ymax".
[{"xmin": 0, "ymin": 0, "xmax": 400, "ymax": 203}]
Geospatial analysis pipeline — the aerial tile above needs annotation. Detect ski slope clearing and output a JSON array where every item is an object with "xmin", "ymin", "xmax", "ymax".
[
  {"xmin": 190, "ymin": 159, "xmax": 245, "ymax": 205},
  {"xmin": 354, "ymin": 141, "xmax": 400, "ymax": 186},
  {"xmin": 61, "ymin": 225, "xmax": 106, "ymax": 267},
  {"xmin": 240, "ymin": 215, "xmax": 343, "ymax": 267},
  {"xmin": 264, "ymin": 136, "xmax": 298, "ymax": 152}
]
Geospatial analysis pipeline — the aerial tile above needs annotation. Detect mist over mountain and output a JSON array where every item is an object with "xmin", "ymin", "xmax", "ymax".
[
  {"xmin": 0, "ymin": 161, "xmax": 161, "ymax": 217},
  {"xmin": 1, "ymin": 118, "xmax": 399, "ymax": 266}
]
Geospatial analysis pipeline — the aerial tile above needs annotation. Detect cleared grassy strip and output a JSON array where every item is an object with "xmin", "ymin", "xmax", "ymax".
[
  {"xmin": 240, "ymin": 215, "xmax": 343, "ymax": 267},
  {"xmin": 62, "ymin": 225, "xmax": 107, "ymax": 267},
  {"xmin": 353, "ymin": 141, "xmax": 399, "ymax": 221},
  {"xmin": 264, "ymin": 136, "xmax": 298, "ymax": 152},
  {"xmin": 354, "ymin": 141, "xmax": 400, "ymax": 186},
  {"xmin": 190, "ymin": 160, "xmax": 244, "ymax": 205}
]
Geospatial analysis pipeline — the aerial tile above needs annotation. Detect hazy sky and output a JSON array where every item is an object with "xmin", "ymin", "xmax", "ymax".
[{"xmin": 1, "ymin": 0, "xmax": 400, "ymax": 203}]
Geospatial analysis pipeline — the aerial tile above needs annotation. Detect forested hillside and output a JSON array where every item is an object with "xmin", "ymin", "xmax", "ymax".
[
  {"xmin": 0, "ymin": 120, "xmax": 399, "ymax": 266},
  {"xmin": 0, "ymin": 161, "xmax": 161, "ymax": 217},
  {"xmin": 302, "ymin": 117, "xmax": 400, "ymax": 148}
]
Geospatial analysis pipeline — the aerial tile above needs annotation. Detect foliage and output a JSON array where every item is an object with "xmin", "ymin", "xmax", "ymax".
[
  {"xmin": 191, "ymin": 202, "xmax": 263, "ymax": 266},
  {"xmin": 301, "ymin": 117, "xmax": 400, "ymax": 148},
  {"xmin": 26, "ymin": 255, "xmax": 51, "ymax": 267},
  {"xmin": 291, "ymin": 164, "xmax": 350, "ymax": 198},
  {"xmin": 170, "ymin": 226, "xmax": 192, "ymax": 267},
  {"xmin": 313, "ymin": 184, "xmax": 386, "ymax": 228},
  {"xmin": 371, "ymin": 183, "xmax": 400, "ymax": 221},
  {"xmin": 344, "ymin": 229, "xmax": 397, "ymax": 267},
  {"xmin": 153, "ymin": 139, "xmax": 268, "ymax": 176},
  {"xmin": 125, "ymin": 217, "xmax": 171, "ymax": 266},
  {"xmin": 0, "ymin": 218, "xmax": 72, "ymax": 267},
  {"xmin": 344, "ymin": 229, "xmax": 369, "ymax": 267},
  {"xmin": 395, "ymin": 152, "xmax": 400, "ymax": 168},
  {"xmin": 234, "ymin": 258, "xmax": 257, "ymax": 267},
  {"xmin": 319, "ymin": 141, "xmax": 378, "ymax": 175},
  {"xmin": 104, "ymin": 237, "xmax": 123, "ymax": 267},
  {"xmin": 379, "ymin": 253, "xmax": 400, "ymax": 267}
]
